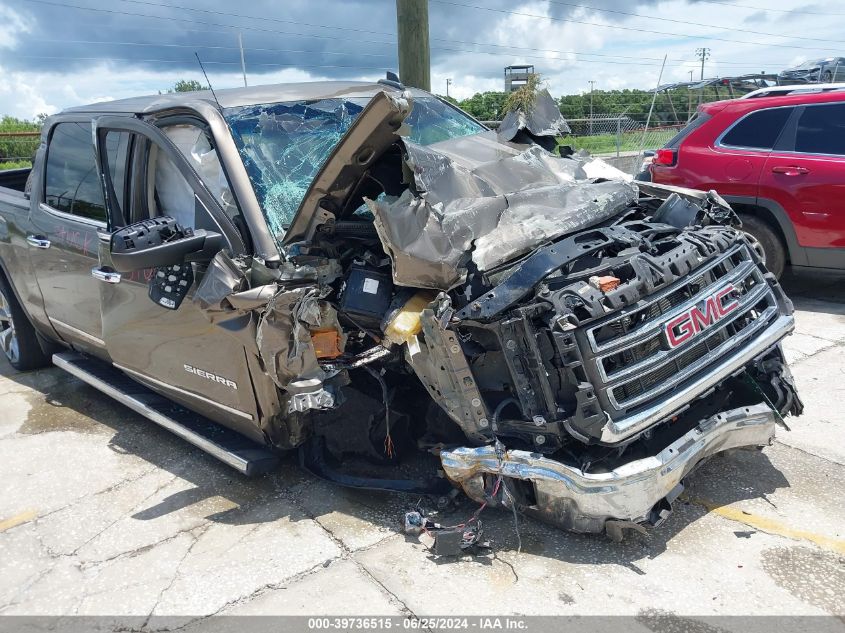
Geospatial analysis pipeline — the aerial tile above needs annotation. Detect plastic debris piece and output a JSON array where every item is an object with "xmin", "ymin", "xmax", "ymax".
[
  {"xmin": 433, "ymin": 528, "xmax": 464, "ymax": 557},
  {"xmin": 589, "ymin": 275, "xmax": 621, "ymax": 293}
]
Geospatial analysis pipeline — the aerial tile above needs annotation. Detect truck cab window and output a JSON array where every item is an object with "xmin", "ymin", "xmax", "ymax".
[
  {"xmin": 104, "ymin": 131, "xmax": 132, "ymax": 223},
  {"xmin": 44, "ymin": 122, "xmax": 107, "ymax": 222},
  {"xmin": 148, "ymin": 144, "xmax": 196, "ymax": 229},
  {"xmin": 162, "ymin": 124, "xmax": 239, "ymax": 221},
  {"xmin": 145, "ymin": 141, "xmax": 226, "ymax": 237}
]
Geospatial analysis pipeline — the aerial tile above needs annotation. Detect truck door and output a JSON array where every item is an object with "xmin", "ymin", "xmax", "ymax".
[
  {"xmin": 92, "ymin": 116, "xmax": 264, "ymax": 441},
  {"xmin": 760, "ymin": 102, "xmax": 845, "ymax": 265},
  {"xmin": 27, "ymin": 118, "xmax": 129, "ymax": 358}
]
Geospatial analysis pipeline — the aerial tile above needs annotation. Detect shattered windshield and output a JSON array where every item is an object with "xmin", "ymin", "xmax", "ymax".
[{"xmin": 225, "ymin": 96, "xmax": 485, "ymax": 239}]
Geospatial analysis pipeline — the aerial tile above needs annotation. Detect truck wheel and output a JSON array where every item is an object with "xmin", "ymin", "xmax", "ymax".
[
  {"xmin": 0, "ymin": 277, "xmax": 51, "ymax": 371},
  {"xmin": 741, "ymin": 215, "xmax": 786, "ymax": 279}
]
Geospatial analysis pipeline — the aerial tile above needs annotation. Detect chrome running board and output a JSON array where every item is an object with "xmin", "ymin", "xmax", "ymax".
[{"xmin": 52, "ymin": 352, "xmax": 279, "ymax": 476}]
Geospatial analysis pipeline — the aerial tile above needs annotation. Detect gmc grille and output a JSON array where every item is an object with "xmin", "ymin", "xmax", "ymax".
[{"xmin": 576, "ymin": 243, "xmax": 779, "ymax": 420}]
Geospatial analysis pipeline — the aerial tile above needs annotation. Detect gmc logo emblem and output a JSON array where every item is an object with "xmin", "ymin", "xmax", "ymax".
[{"xmin": 664, "ymin": 285, "xmax": 739, "ymax": 349}]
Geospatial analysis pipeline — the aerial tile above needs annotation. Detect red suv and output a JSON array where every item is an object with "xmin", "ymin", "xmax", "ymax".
[{"xmin": 648, "ymin": 87, "xmax": 845, "ymax": 278}]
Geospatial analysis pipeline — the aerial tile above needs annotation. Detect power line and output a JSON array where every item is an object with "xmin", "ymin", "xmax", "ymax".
[
  {"xmin": 69, "ymin": 0, "xmax": 845, "ymax": 47},
  {"xmin": 542, "ymin": 0, "xmax": 842, "ymax": 44},
  {"xmin": 429, "ymin": 0, "xmax": 845, "ymax": 52},
  {"xmin": 113, "ymin": 0, "xmax": 397, "ymax": 38},
  {"xmin": 19, "ymin": 0, "xmax": 398, "ymax": 47},
  {"xmin": 18, "ymin": 0, "xmax": 803, "ymax": 69},
  {"xmin": 21, "ymin": 0, "xmax": 839, "ymax": 59},
  {"xmin": 23, "ymin": 37, "xmax": 784, "ymax": 71},
  {"xmin": 100, "ymin": 0, "xmax": 841, "ymax": 45},
  {"xmin": 691, "ymin": 0, "xmax": 845, "ymax": 16},
  {"xmin": 34, "ymin": 39, "xmax": 397, "ymax": 59},
  {"xmin": 13, "ymin": 55, "xmax": 392, "ymax": 71}
]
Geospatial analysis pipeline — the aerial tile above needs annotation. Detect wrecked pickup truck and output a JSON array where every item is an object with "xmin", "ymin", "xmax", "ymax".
[{"xmin": 0, "ymin": 80, "xmax": 802, "ymax": 539}]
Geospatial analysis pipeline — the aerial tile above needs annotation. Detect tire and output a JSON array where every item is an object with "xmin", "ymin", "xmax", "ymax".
[
  {"xmin": 0, "ymin": 275, "xmax": 51, "ymax": 371},
  {"xmin": 740, "ymin": 215, "xmax": 786, "ymax": 279}
]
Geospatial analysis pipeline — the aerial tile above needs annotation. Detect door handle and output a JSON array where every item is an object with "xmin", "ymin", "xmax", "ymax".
[
  {"xmin": 91, "ymin": 267, "xmax": 121, "ymax": 284},
  {"xmin": 771, "ymin": 165, "xmax": 809, "ymax": 176},
  {"xmin": 26, "ymin": 235, "xmax": 51, "ymax": 249}
]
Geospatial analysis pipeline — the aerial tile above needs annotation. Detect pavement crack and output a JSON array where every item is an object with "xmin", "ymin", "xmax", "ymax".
[
  {"xmin": 68, "ymin": 474, "xmax": 182, "ymax": 559},
  {"xmin": 79, "ymin": 523, "xmax": 211, "ymax": 570},
  {"xmin": 166, "ymin": 558, "xmax": 343, "ymax": 628},
  {"xmin": 773, "ymin": 439, "xmax": 845, "ymax": 467},
  {"xmin": 142, "ymin": 524, "xmax": 209, "ymax": 626},
  {"xmin": 282, "ymin": 492, "xmax": 419, "ymax": 618}
]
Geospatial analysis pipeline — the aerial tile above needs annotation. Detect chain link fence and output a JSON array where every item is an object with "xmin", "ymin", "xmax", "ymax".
[
  {"xmin": 561, "ymin": 116, "xmax": 685, "ymax": 175},
  {"xmin": 0, "ymin": 132, "xmax": 40, "ymax": 170},
  {"xmin": 483, "ymin": 116, "xmax": 685, "ymax": 175}
]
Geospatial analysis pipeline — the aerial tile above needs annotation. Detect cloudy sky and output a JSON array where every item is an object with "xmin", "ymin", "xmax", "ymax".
[{"xmin": 0, "ymin": 0, "xmax": 843, "ymax": 119}]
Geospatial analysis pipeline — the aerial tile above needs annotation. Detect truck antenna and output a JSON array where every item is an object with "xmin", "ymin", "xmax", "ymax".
[{"xmin": 194, "ymin": 52, "xmax": 221, "ymax": 108}]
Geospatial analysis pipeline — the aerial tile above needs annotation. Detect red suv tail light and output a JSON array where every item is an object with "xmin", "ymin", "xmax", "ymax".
[{"xmin": 653, "ymin": 148, "xmax": 677, "ymax": 166}]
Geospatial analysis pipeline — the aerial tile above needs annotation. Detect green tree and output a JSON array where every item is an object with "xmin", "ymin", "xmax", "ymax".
[
  {"xmin": 0, "ymin": 115, "xmax": 41, "ymax": 169},
  {"xmin": 160, "ymin": 79, "xmax": 208, "ymax": 94},
  {"xmin": 457, "ymin": 91, "xmax": 508, "ymax": 121}
]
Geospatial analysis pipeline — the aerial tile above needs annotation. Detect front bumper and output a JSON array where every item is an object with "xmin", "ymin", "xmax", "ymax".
[
  {"xmin": 440, "ymin": 402, "xmax": 777, "ymax": 537},
  {"xmin": 778, "ymin": 72, "xmax": 820, "ymax": 84}
]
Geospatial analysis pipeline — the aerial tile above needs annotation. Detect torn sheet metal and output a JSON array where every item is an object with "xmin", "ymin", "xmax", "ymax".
[
  {"xmin": 402, "ymin": 300, "xmax": 492, "ymax": 444},
  {"xmin": 368, "ymin": 141, "xmax": 638, "ymax": 289},
  {"xmin": 497, "ymin": 88, "xmax": 571, "ymax": 147},
  {"xmin": 193, "ymin": 251, "xmax": 345, "ymax": 412}
]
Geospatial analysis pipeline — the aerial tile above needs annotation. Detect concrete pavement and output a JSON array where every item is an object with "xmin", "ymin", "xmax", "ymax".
[{"xmin": 1, "ymin": 272, "xmax": 843, "ymax": 625}]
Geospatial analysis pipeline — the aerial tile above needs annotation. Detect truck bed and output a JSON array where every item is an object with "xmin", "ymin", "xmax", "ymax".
[{"xmin": 0, "ymin": 168, "xmax": 31, "ymax": 194}]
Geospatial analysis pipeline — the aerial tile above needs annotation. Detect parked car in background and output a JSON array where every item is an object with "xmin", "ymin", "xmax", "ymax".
[
  {"xmin": 648, "ymin": 86, "xmax": 845, "ymax": 278},
  {"xmin": 778, "ymin": 58, "xmax": 845, "ymax": 84}
]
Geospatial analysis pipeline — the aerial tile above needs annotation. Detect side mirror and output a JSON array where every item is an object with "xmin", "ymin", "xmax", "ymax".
[{"xmin": 109, "ymin": 216, "xmax": 222, "ymax": 273}]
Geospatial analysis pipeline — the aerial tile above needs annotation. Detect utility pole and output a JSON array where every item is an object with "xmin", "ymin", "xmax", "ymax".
[
  {"xmin": 396, "ymin": 0, "xmax": 431, "ymax": 90},
  {"xmin": 238, "ymin": 32, "xmax": 248, "ymax": 87},
  {"xmin": 446, "ymin": 77, "xmax": 452, "ymax": 98},
  {"xmin": 695, "ymin": 48, "xmax": 710, "ymax": 106},
  {"xmin": 588, "ymin": 80, "xmax": 596, "ymax": 135},
  {"xmin": 687, "ymin": 70, "xmax": 693, "ymax": 120},
  {"xmin": 695, "ymin": 47, "xmax": 710, "ymax": 80}
]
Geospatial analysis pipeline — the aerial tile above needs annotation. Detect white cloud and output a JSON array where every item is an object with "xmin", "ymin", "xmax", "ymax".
[
  {"xmin": 0, "ymin": 4, "xmax": 31, "ymax": 50},
  {"xmin": 0, "ymin": 62, "xmax": 370, "ymax": 120},
  {"xmin": 2, "ymin": 0, "xmax": 845, "ymax": 119}
]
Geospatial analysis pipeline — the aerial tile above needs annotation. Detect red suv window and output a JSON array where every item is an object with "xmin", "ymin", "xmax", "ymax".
[
  {"xmin": 720, "ymin": 107, "xmax": 794, "ymax": 150},
  {"xmin": 793, "ymin": 103, "xmax": 845, "ymax": 155}
]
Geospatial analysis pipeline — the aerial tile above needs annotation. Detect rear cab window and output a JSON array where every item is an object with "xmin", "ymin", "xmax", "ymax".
[
  {"xmin": 44, "ymin": 122, "xmax": 108, "ymax": 223},
  {"xmin": 718, "ymin": 107, "xmax": 794, "ymax": 151},
  {"xmin": 44, "ymin": 122, "xmax": 131, "ymax": 225}
]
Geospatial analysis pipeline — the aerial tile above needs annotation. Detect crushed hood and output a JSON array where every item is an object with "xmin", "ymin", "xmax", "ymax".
[
  {"xmin": 282, "ymin": 89, "xmax": 638, "ymax": 290},
  {"xmin": 497, "ymin": 88, "xmax": 572, "ymax": 144}
]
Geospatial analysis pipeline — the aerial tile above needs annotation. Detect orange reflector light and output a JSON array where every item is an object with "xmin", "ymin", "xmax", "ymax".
[
  {"xmin": 311, "ymin": 329, "xmax": 343, "ymax": 359},
  {"xmin": 589, "ymin": 275, "xmax": 621, "ymax": 292}
]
